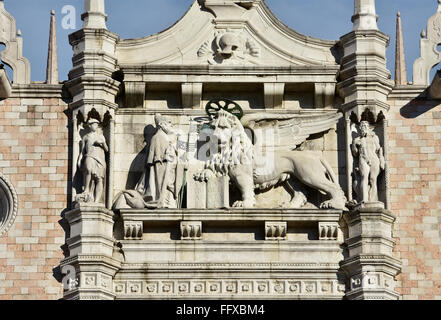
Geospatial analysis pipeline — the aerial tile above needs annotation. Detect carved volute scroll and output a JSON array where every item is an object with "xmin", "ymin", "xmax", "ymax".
[{"xmin": 0, "ymin": 0, "xmax": 31, "ymax": 84}]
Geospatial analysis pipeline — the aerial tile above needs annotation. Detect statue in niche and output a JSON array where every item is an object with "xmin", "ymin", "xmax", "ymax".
[
  {"xmin": 76, "ymin": 118, "xmax": 108, "ymax": 204},
  {"xmin": 113, "ymin": 114, "xmax": 186, "ymax": 209},
  {"xmin": 351, "ymin": 121, "xmax": 385, "ymax": 203},
  {"xmin": 194, "ymin": 104, "xmax": 347, "ymax": 210}
]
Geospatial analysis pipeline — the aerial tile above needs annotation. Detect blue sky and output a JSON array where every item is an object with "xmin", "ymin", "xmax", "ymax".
[{"xmin": 2, "ymin": 0, "xmax": 439, "ymax": 82}]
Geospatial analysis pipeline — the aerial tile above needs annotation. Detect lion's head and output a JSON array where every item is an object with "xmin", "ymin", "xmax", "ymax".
[{"xmin": 209, "ymin": 109, "xmax": 253, "ymax": 173}]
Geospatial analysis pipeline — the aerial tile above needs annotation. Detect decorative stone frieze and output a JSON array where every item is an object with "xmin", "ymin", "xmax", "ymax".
[{"xmin": 112, "ymin": 278, "xmax": 345, "ymax": 298}]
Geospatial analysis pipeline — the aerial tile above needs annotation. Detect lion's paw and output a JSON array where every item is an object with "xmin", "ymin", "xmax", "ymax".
[
  {"xmin": 194, "ymin": 169, "xmax": 215, "ymax": 182},
  {"xmin": 232, "ymin": 199, "xmax": 255, "ymax": 208},
  {"xmin": 232, "ymin": 201, "xmax": 244, "ymax": 208},
  {"xmin": 320, "ymin": 199, "xmax": 346, "ymax": 210}
]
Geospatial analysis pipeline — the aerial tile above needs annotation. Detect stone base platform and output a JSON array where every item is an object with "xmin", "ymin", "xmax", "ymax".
[{"xmin": 111, "ymin": 208, "xmax": 346, "ymax": 300}]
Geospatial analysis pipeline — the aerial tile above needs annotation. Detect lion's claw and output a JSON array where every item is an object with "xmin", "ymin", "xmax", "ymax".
[{"xmin": 194, "ymin": 169, "xmax": 215, "ymax": 182}]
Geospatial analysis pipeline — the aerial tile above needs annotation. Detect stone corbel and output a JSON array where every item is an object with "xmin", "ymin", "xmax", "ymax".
[
  {"xmin": 318, "ymin": 222, "xmax": 340, "ymax": 241},
  {"xmin": 182, "ymin": 83, "xmax": 202, "ymax": 109},
  {"xmin": 314, "ymin": 83, "xmax": 335, "ymax": 109},
  {"xmin": 264, "ymin": 83, "xmax": 285, "ymax": 109},
  {"xmin": 124, "ymin": 221, "xmax": 143, "ymax": 240},
  {"xmin": 124, "ymin": 81, "xmax": 146, "ymax": 108},
  {"xmin": 180, "ymin": 221, "xmax": 202, "ymax": 240},
  {"xmin": 265, "ymin": 222, "xmax": 287, "ymax": 240}
]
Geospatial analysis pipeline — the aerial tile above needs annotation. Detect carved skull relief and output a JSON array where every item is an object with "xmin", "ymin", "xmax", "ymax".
[
  {"xmin": 198, "ymin": 30, "xmax": 260, "ymax": 65},
  {"xmin": 218, "ymin": 33, "xmax": 241, "ymax": 57}
]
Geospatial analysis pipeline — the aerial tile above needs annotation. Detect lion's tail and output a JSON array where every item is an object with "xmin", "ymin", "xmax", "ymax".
[{"xmin": 320, "ymin": 158, "xmax": 338, "ymax": 184}]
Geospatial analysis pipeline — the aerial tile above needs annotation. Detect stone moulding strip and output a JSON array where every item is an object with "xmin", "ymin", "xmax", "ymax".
[
  {"xmin": 388, "ymin": 85, "xmax": 427, "ymax": 100},
  {"xmin": 118, "ymin": 262, "xmax": 340, "ymax": 279},
  {"xmin": 119, "ymin": 64, "xmax": 341, "ymax": 76},
  {"xmin": 118, "ymin": 241, "xmax": 343, "ymax": 254},
  {"xmin": 116, "ymin": 108, "xmax": 341, "ymax": 116},
  {"xmin": 11, "ymin": 83, "xmax": 66, "ymax": 98},
  {"xmin": 119, "ymin": 208, "xmax": 343, "ymax": 223},
  {"xmin": 112, "ymin": 279, "xmax": 346, "ymax": 298}
]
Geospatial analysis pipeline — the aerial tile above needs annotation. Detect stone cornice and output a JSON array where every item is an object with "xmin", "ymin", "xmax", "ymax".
[
  {"xmin": 69, "ymin": 28, "xmax": 119, "ymax": 46},
  {"xmin": 340, "ymin": 29, "xmax": 390, "ymax": 45},
  {"xmin": 10, "ymin": 83, "xmax": 69, "ymax": 99},
  {"xmin": 388, "ymin": 85, "xmax": 427, "ymax": 100},
  {"xmin": 119, "ymin": 208, "xmax": 343, "ymax": 223},
  {"xmin": 120, "ymin": 64, "xmax": 340, "ymax": 76}
]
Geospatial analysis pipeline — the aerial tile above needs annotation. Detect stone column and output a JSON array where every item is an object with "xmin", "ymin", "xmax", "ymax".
[
  {"xmin": 66, "ymin": 0, "xmax": 120, "ymax": 207},
  {"xmin": 62, "ymin": 0, "xmax": 121, "ymax": 300},
  {"xmin": 352, "ymin": 0, "xmax": 378, "ymax": 31},
  {"xmin": 61, "ymin": 205, "xmax": 121, "ymax": 300},
  {"xmin": 83, "ymin": 0, "xmax": 107, "ymax": 29},
  {"xmin": 337, "ymin": 0, "xmax": 401, "ymax": 300}
]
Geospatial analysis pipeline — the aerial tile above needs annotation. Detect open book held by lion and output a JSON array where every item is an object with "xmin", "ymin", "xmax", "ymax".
[{"xmin": 194, "ymin": 109, "xmax": 347, "ymax": 210}]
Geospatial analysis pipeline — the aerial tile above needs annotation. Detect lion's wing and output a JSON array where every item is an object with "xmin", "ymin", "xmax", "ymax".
[{"xmin": 241, "ymin": 111, "xmax": 343, "ymax": 151}]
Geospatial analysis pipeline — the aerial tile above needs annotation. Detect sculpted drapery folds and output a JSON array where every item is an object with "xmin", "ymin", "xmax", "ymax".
[
  {"xmin": 351, "ymin": 121, "xmax": 385, "ymax": 203},
  {"xmin": 76, "ymin": 118, "xmax": 109, "ymax": 204},
  {"xmin": 136, "ymin": 114, "xmax": 181, "ymax": 209},
  {"xmin": 113, "ymin": 114, "xmax": 184, "ymax": 209}
]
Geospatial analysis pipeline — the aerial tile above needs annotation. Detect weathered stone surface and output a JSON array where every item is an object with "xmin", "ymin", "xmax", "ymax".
[{"xmin": 1, "ymin": 0, "xmax": 439, "ymax": 301}]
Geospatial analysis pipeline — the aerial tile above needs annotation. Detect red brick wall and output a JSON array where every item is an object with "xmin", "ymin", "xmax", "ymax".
[
  {"xmin": 388, "ymin": 97, "xmax": 441, "ymax": 300},
  {"xmin": 0, "ymin": 96, "xmax": 68, "ymax": 300}
]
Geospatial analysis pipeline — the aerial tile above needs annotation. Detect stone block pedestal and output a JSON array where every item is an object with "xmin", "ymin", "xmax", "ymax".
[
  {"xmin": 340, "ymin": 203, "xmax": 402, "ymax": 300},
  {"xmin": 61, "ymin": 205, "xmax": 121, "ymax": 300}
]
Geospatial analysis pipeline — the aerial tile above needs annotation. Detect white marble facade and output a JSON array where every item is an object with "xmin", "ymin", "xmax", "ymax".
[{"xmin": 61, "ymin": 0, "xmax": 402, "ymax": 300}]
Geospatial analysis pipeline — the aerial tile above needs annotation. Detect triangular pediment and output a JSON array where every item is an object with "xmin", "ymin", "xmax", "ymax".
[{"xmin": 116, "ymin": 0, "xmax": 339, "ymax": 68}]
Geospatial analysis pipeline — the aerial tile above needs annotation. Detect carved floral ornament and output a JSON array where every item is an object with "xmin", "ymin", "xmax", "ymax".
[{"xmin": 198, "ymin": 30, "xmax": 261, "ymax": 65}]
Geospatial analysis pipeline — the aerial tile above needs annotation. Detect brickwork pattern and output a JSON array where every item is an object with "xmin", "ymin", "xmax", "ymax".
[
  {"xmin": 388, "ymin": 98, "xmax": 441, "ymax": 300},
  {"xmin": 0, "ymin": 97, "xmax": 68, "ymax": 300}
]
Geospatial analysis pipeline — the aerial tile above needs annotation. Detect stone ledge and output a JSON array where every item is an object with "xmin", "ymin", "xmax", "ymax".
[
  {"xmin": 11, "ymin": 83, "xmax": 69, "ymax": 99},
  {"xmin": 119, "ymin": 208, "xmax": 343, "ymax": 223},
  {"xmin": 119, "ymin": 241, "xmax": 344, "ymax": 251}
]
